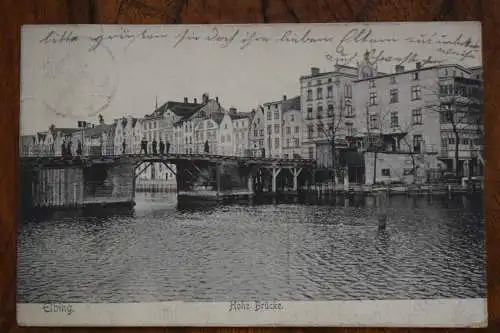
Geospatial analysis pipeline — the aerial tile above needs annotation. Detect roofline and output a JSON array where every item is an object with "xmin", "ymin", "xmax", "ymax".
[{"xmin": 353, "ymin": 63, "xmax": 477, "ymax": 82}]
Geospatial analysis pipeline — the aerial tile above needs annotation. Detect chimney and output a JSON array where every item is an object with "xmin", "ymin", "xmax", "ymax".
[
  {"xmin": 395, "ymin": 65, "xmax": 405, "ymax": 73},
  {"xmin": 311, "ymin": 67, "xmax": 320, "ymax": 76},
  {"xmin": 184, "ymin": 97, "xmax": 188, "ymax": 103},
  {"xmin": 283, "ymin": 95, "xmax": 287, "ymax": 100},
  {"xmin": 416, "ymin": 62, "xmax": 421, "ymax": 70},
  {"xmin": 202, "ymin": 93, "xmax": 209, "ymax": 103},
  {"xmin": 194, "ymin": 98, "xmax": 197, "ymax": 104}
]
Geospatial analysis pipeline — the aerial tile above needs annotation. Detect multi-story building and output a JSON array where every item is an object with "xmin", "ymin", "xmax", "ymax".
[
  {"xmin": 281, "ymin": 96, "xmax": 302, "ymax": 159},
  {"xmin": 219, "ymin": 111, "xmax": 235, "ymax": 156},
  {"xmin": 248, "ymin": 106, "xmax": 265, "ymax": 157},
  {"xmin": 173, "ymin": 95, "xmax": 225, "ymax": 154},
  {"xmin": 353, "ymin": 58, "xmax": 483, "ymax": 178},
  {"xmin": 231, "ymin": 110, "xmax": 253, "ymax": 157},
  {"xmin": 299, "ymin": 65, "xmax": 359, "ymax": 167}
]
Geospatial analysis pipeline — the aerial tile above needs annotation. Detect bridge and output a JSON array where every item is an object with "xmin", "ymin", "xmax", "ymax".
[{"xmin": 20, "ymin": 153, "xmax": 317, "ymax": 210}]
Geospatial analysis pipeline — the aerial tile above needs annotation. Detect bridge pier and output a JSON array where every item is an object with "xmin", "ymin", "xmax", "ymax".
[
  {"xmin": 290, "ymin": 167, "xmax": 302, "ymax": 192},
  {"xmin": 271, "ymin": 167, "xmax": 282, "ymax": 193}
]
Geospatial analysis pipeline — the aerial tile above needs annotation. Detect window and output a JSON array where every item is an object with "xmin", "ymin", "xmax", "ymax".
[
  {"xmin": 308, "ymin": 147, "xmax": 314, "ymax": 159},
  {"xmin": 382, "ymin": 169, "xmax": 390, "ymax": 176},
  {"xmin": 327, "ymin": 86, "xmax": 333, "ymax": 98},
  {"xmin": 274, "ymin": 137, "xmax": 280, "ymax": 148},
  {"xmin": 327, "ymin": 104, "xmax": 334, "ymax": 116},
  {"xmin": 221, "ymin": 135, "xmax": 225, "ymax": 143},
  {"xmin": 291, "ymin": 114, "xmax": 295, "ymax": 122},
  {"xmin": 369, "ymin": 114, "xmax": 379, "ymax": 129},
  {"xmin": 440, "ymin": 104, "xmax": 453, "ymax": 123},
  {"xmin": 317, "ymin": 80, "xmax": 321, "ymax": 85},
  {"xmin": 412, "ymin": 108, "xmax": 422, "ymax": 125},
  {"xmin": 267, "ymin": 125, "xmax": 272, "ymax": 133},
  {"xmin": 411, "ymin": 72, "xmax": 419, "ymax": 80},
  {"xmin": 390, "ymin": 112, "xmax": 399, "ymax": 128},
  {"xmin": 307, "ymin": 107, "xmax": 313, "ymax": 119},
  {"xmin": 284, "ymin": 154, "xmax": 289, "ymax": 159},
  {"xmin": 413, "ymin": 134, "xmax": 423, "ymax": 152},
  {"xmin": 274, "ymin": 110, "xmax": 279, "ymax": 120},
  {"xmin": 267, "ymin": 111, "xmax": 272, "ymax": 120},
  {"xmin": 369, "ymin": 80, "xmax": 375, "ymax": 88},
  {"xmin": 345, "ymin": 100, "xmax": 353, "ymax": 117},
  {"xmin": 389, "ymin": 89, "xmax": 399, "ymax": 103},
  {"xmin": 344, "ymin": 84, "xmax": 352, "ymax": 98},
  {"xmin": 369, "ymin": 91, "xmax": 377, "ymax": 106},
  {"xmin": 227, "ymin": 135, "xmax": 231, "ymax": 142},
  {"xmin": 259, "ymin": 129, "xmax": 263, "ymax": 136},
  {"xmin": 293, "ymin": 138, "xmax": 299, "ymax": 147},
  {"xmin": 307, "ymin": 89, "xmax": 313, "ymax": 101},
  {"xmin": 274, "ymin": 124, "xmax": 279, "ymax": 133},
  {"xmin": 224, "ymin": 123, "xmax": 228, "ymax": 129},
  {"xmin": 411, "ymin": 86, "xmax": 421, "ymax": 100},
  {"xmin": 317, "ymin": 123, "xmax": 324, "ymax": 136},
  {"xmin": 295, "ymin": 126, "xmax": 299, "ymax": 133},
  {"xmin": 307, "ymin": 125, "xmax": 313, "ymax": 139},
  {"xmin": 346, "ymin": 123, "xmax": 354, "ymax": 136},
  {"xmin": 317, "ymin": 105, "xmax": 323, "ymax": 118},
  {"xmin": 316, "ymin": 87, "xmax": 323, "ymax": 99},
  {"xmin": 286, "ymin": 127, "xmax": 291, "ymax": 134}
]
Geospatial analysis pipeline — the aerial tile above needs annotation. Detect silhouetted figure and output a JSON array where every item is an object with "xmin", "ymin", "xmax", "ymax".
[
  {"xmin": 61, "ymin": 140, "xmax": 67, "ymax": 156},
  {"xmin": 76, "ymin": 140, "xmax": 82, "ymax": 156},
  {"xmin": 122, "ymin": 139, "xmax": 127, "ymax": 154},
  {"xmin": 159, "ymin": 139, "xmax": 165, "ymax": 154},
  {"xmin": 152, "ymin": 139, "xmax": 158, "ymax": 155},
  {"xmin": 204, "ymin": 140, "xmax": 209, "ymax": 153},
  {"xmin": 166, "ymin": 141, "xmax": 171, "ymax": 154},
  {"xmin": 67, "ymin": 140, "xmax": 72, "ymax": 156},
  {"xmin": 140, "ymin": 138, "xmax": 148, "ymax": 154}
]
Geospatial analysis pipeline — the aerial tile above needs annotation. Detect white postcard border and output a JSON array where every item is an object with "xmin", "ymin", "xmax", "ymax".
[{"xmin": 18, "ymin": 298, "xmax": 487, "ymax": 327}]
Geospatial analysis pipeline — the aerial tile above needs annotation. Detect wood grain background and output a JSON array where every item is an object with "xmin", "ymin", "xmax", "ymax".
[{"xmin": 1, "ymin": 0, "xmax": 498, "ymax": 332}]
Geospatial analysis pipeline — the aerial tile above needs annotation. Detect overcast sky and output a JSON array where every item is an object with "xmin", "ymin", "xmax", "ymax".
[{"xmin": 20, "ymin": 22, "xmax": 482, "ymax": 135}]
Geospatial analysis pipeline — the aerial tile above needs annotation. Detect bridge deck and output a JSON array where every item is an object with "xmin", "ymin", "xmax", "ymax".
[{"xmin": 20, "ymin": 153, "xmax": 316, "ymax": 168}]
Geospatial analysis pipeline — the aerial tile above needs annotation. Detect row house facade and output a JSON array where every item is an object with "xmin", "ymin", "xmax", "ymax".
[
  {"xmin": 248, "ymin": 106, "xmax": 265, "ymax": 157},
  {"xmin": 173, "ymin": 95, "xmax": 225, "ymax": 155},
  {"xmin": 218, "ymin": 109, "xmax": 254, "ymax": 156},
  {"xmin": 114, "ymin": 116, "xmax": 141, "ymax": 154},
  {"xmin": 261, "ymin": 95, "xmax": 301, "ymax": 159}
]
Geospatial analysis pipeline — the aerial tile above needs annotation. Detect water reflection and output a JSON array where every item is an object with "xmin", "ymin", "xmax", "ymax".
[{"xmin": 17, "ymin": 192, "xmax": 485, "ymax": 303}]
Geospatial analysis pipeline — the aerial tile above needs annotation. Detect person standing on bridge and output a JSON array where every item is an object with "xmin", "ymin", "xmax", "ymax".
[
  {"xmin": 76, "ymin": 140, "xmax": 82, "ymax": 156},
  {"xmin": 140, "ymin": 137, "xmax": 148, "ymax": 154},
  {"xmin": 159, "ymin": 139, "xmax": 165, "ymax": 155},
  {"xmin": 61, "ymin": 139, "xmax": 67, "ymax": 157},
  {"xmin": 67, "ymin": 140, "xmax": 73, "ymax": 156},
  {"xmin": 204, "ymin": 140, "xmax": 209, "ymax": 154},
  {"xmin": 122, "ymin": 139, "xmax": 127, "ymax": 155},
  {"xmin": 152, "ymin": 138, "xmax": 158, "ymax": 155},
  {"xmin": 166, "ymin": 141, "xmax": 170, "ymax": 154}
]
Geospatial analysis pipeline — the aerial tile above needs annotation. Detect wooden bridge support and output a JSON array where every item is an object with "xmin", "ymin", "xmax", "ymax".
[{"xmin": 290, "ymin": 167, "xmax": 302, "ymax": 192}]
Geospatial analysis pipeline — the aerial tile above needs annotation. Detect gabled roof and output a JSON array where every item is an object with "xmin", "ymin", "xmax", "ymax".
[
  {"xmin": 229, "ymin": 111, "xmax": 253, "ymax": 120},
  {"xmin": 83, "ymin": 123, "xmax": 116, "ymax": 137},
  {"xmin": 149, "ymin": 101, "xmax": 205, "ymax": 119},
  {"xmin": 211, "ymin": 112, "xmax": 225, "ymax": 125}
]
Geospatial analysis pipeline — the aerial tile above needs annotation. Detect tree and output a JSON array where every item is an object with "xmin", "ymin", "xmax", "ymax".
[{"xmin": 420, "ymin": 77, "xmax": 483, "ymax": 178}]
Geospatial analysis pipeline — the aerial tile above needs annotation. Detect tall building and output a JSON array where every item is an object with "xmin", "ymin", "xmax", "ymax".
[
  {"xmin": 248, "ymin": 106, "xmax": 265, "ymax": 157},
  {"xmin": 299, "ymin": 65, "xmax": 358, "ymax": 167},
  {"xmin": 262, "ymin": 95, "xmax": 302, "ymax": 159},
  {"xmin": 353, "ymin": 59, "xmax": 483, "ymax": 178}
]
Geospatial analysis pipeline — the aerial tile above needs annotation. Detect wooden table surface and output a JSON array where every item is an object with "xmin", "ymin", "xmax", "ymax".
[{"xmin": 1, "ymin": 0, "xmax": 499, "ymax": 332}]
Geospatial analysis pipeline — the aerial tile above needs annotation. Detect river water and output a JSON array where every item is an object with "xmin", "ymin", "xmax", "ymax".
[{"xmin": 17, "ymin": 192, "xmax": 485, "ymax": 303}]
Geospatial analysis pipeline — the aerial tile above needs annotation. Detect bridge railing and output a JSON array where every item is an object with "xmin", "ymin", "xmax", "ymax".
[{"xmin": 20, "ymin": 151, "xmax": 317, "ymax": 164}]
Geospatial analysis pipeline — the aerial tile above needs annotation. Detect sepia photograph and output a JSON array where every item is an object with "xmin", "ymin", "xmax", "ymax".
[{"xmin": 18, "ymin": 22, "xmax": 485, "ymax": 327}]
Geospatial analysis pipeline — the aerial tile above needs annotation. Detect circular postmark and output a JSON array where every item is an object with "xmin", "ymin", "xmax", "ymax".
[{"xmin": 37, "ymin": 31, "xmax": 118, "ymax": 122}]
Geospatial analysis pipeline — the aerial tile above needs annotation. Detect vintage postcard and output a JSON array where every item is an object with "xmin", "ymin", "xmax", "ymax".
[{"xmin": 18, "ymin": 22, "xmax": 486, "ymax": 327}]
